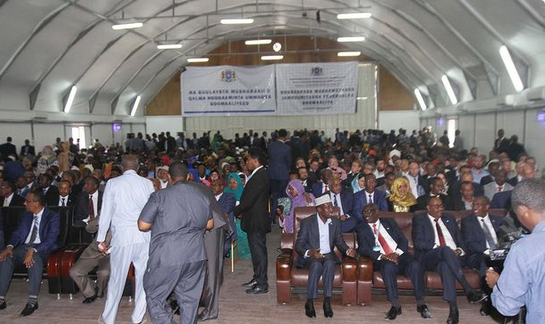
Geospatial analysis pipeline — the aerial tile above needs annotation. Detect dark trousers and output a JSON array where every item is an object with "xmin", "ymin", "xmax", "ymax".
[
  {"xmin": 270, "ymin": 179, "xmax": 288, "ymax": 221},
  {"xmin": 420, "ymin": 246, "xmax": 468, "ymax": 303},
  {"xmin": 374, "ymin": 253, "xmax": 425, "ymax": 304},
  {"xmin": 305, "ymin": 253, "xmax": 336, "ymax": 299},
  {"xmin": 246, "ymin": 231, "xmax": 268, "ymax": 289},
  {"xmin": 144, "ymin": 261, "xmax": 206, "ymax": 324},
  {"xmin": 0, "ymin": 244, "xmax": 45, "ymax": 298},
  {"xmin": 201, "ymin": 229, "xmax": 225, "ymax": 319}
]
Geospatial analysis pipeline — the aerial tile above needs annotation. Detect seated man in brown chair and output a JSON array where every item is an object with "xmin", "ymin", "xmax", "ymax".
[
  {"xmin": 356, "ymin": 203, "xmax": 429, "ymax": 320},
  {"xmin": 295, "ymin": 195, "xmax": 355, "ymax": 318}
]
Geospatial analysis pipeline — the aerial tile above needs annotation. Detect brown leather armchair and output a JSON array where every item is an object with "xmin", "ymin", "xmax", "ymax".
[
  {"xmin": 357, "ymin": 210, "xmax": 507, "ymax": 305},
  {"xmin": 276, "ymin": 206, "xmax": 358, "ymax": 305}
]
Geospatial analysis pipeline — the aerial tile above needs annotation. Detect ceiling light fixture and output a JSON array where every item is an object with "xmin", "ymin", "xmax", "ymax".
[
  {"xmin": 337, "ymin": 36, "xmax": 366, "ymax": 42},
  {"xmin": 337, "ymin": 51, "xmax": 361, "ymax": 57},
  {"xmin": 499, "ymin": 45, "xmax": 524, "ymax": 92},
  {"xmin": 157, "ymin": 44, "xmax": 182, "ymax": 50},
  {"xmin": 130, "ymin": 95, "xmax": 141, "ymax": 117},
  {"xmin": 414, "ymin": 89, "xmax": 427, "ymax": 111},
  {"xmin": 112, "ymin": 22, "xmax": 143, "ymax": 30},
  {"xmin": 187, "ymin": 58, "xmax": 209, "ymax": 63},
  {"xmin": 261, "ymin": 55, "xmax": 283, "ymax": 61},
  {"xmin": 441, "ymin": 75, "xmax": 458, "ymax": 105},
  {"xmin": 64, "ymin": 86, "xmax": 77, "ymax": 113},
  {"xmin": 337, "ymin": 13, "xmax": 372, "ymax": 19},
  {"xmin": 245, "ymin": 39, "xmax": 272, "ymax": 45},
  {"xmin": 220, "ymin": 18, "xmax": 254, "ymax": 24}
]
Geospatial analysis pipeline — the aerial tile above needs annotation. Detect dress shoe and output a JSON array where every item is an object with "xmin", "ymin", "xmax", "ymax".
[
  {"xmin": 241, "ymin": 279, "xmax": 257, "ymax": 289},
  {"xmin": 82, "ymin": 294, "xmax": 98, "ymax": 304},
  {"xmin": 305, "ymin": 300, "xmax": 316, "ymax": 318},
  {"xmin": 245, "ymin": 286, "xmax": 268, "ymax": 294},
  {"xmin": 416, "ymin": 304, "xmax": 431, "ymax": 319},
  {"xmin": 384, "ymin": 306, "xmax": 401, "ymax": 321},
  {"xmin": 0, "ymin": 301, "xmax": 5, "ymax": 310},
  {"xmin": 384, "ymin": 306, "xmax": 402, "ymax": 320},
  {"xmin": 446, "ymin": 306, "xmax": 459, "ymax": 324},
  {"xmin": 20, "ymin": 302, "xmax": 38, "ymax": 316},
  {"xmin": 323, "ymin": 299, "xmax": 334, "ymax": 318},
  {"xmin": 480, "ymin": 301, "xmax": 491, "ymax": 316},
  {"xmin": 467, "ymin": 290, "xmax": 487, "ymax": 304}
]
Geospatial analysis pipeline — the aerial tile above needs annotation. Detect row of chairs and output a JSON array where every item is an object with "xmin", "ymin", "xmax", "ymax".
[{"xmin": 276, "ymin": 206, "xmax": 507, "ymax": 306}]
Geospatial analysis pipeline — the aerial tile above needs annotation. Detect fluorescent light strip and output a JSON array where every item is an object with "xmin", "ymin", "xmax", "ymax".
[
  {"xmin": 112, "ymin": 22, "xmax": 143, "ymax": 30},
  {"xmin": 187, "ymin": 58, "xmax": 209, "ymax": 63},
  {"xmin": 220, "ymin": 18, "xmax": 254, "ymax": 24},
  {"xmin": 157, "ymin": 44, "xmax": 182, "ymax": 49},
  {"xmin": 130, "ymin": 96, "xmax": 141, "ymax": 117},
  {"xmin": 261, "ymin": 55, "xmax": 283, "ymax": 61},
  {"xmin": 337, "ymin": 13, "xmax": 372, "ymax": 19},
  {"xmin": 245, "ymin": 39, "xmax": 272, "ymax": 45},
  {"xmin": 414, "ymin": 89, "xmax": 427, "ymax": 111},
  {"xmin": 64, "ymin": 86, "xmax": 77, "ymax": 113},
  {"xmin": 499, "ymin": 45, "xmax": 524, "ymax": 92},
  {"xmin": 337, "ymin": 36, "xmax": 366, "ymax": 42},
  {"xmin": 441, "ymin": 75, "xmax": 458, "ymax": 105},
  {"xmin": 337, "ymin": 51, "xmax": 361, "ymax": 57}
]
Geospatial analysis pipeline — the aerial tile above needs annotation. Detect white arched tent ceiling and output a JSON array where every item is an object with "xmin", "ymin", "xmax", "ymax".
[{"xmin": 0, "ymin": 0, "xmax": 544, "ymax": 117}]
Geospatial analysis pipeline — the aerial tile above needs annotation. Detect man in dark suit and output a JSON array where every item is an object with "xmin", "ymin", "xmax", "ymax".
[
  {"xmin": 490, "ymin": 190, "xmax": 512, "ymax": 210},
  {"xmin": 461, "ymin": 196, "xmax": 502, "ymax": 316},
  {"xmin": 327, "ymin": 179, "xmax": 356, "ymax": 233},
  {"xmin": 211, "ymin": 180, "xmax": 236, "ymax": 257},
  {"xmin": 295, "ymin": 195, "xmax": 355, "ymax": 318},
  {"xmin": 37, "ymin": 173, "xmax": 59, "ymax": 207},
  {"xmin": 234, "ymin": 148, "xmax": 271, "ymax": 294},
  {"xmin": 412, "ymin": 197, "xmax": 486, "ymax": 324},
  {"xmin": 0, "ymin": 137, "xmax": 16, "ymax": 162},
  {"xmin": 69, "ymin": 176, "xmax": 108, "ymax": 304},
  {"xmin": 20, "ymin": 139, "xmax": 35, "ymax": 157},
  {"xmin": 353, "ymin": 174, "xmax": 388, "ymax": 222},
  {"xmin": 0, "ymin": 210, "xmax": 4, "ymax": 250},
  {"xmin": 311, "ymin": 169, "xmax": 333, "ymax": 198},
  {"xmin": 453, "ymin": 181, "xmax": 477, "ymax": 211},
  {"xmin": 494, "ymin": 129, "xmax": 509, "ymax": 153},
  {"xmin": 56, "ymin": 180, "xmax": 76, "ymax": 207},
  {"xmin": 417, "ymin": 177, "xmax": 453, "ymax": 210},
  {"xmin": 0, "ymin": 179, "xmax": 25, "ymax": 207},
  {"xmin": 0, "ymin": 191, "xmax": 60, "ymax": 316},
  {"xmin": 268, "ymin": 129, "xmax": 292, "ymax": 223},
  {"xmin": 356, "ymin": 203, "xmax": 429, "ymax": 320}
]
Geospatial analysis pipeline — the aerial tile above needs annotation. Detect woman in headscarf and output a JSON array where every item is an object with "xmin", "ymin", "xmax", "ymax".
[
  {"xmin": 57, "ymin": 141, "xmax": 76, "ymax": 172},
  {"xmin": 351, "ymin": 173, "xmax": 366, "ymax": 194},
  {"xmin": 387, "ymin": 177, "xmax": 418, "ymax": 212},
  {"xmin": 37, "ymin": 145, "xmax": 58, "ymax": 175},
  {"xmin": 223, "ymin": 173, "xmax": 251, "ymax": 259},
  {"xmin": 285, "ymin": 179, "xmax": 315, "ymax": 233}
]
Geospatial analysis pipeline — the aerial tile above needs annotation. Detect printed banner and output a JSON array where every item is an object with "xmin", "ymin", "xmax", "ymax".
[
  {"xmin": 275, "ymin": 61, "xmax": 358, "ymax": 115},
  {"xmin": 181, "ymin": 65, "xmax": 276, "ymax": 116}
]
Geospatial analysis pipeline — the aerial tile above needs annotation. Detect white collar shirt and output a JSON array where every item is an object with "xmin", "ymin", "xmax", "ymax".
[
  {"xmin": 316, "ymin": 215, "xmax": 332, "ymax": 255},
  {"xmin": 25, "ymin": 208, "xmax": 44, "ymax": 244},
  {"xmin": 367, "ymin": 220, "xmax": 403, "ymax": 258},
  {"xmin": 427, "ymin": 214, "xmax": 457, "ymax": 250},
  {"xmin": 479, "ymin": 214, "xmax": 498, "ymax": 249}
]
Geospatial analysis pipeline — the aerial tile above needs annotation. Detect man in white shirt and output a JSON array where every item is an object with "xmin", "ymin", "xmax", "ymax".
[
  {"xmin": 97, "ymin": 156, "xmax": 154, "ymax": 324},
  {"xmin": 295, "ymin": 195, "xmax": 355, "ymax": 318},
  {"xmin": 356, "ymin": 204, "xmax": 429, "ymax": 320}
]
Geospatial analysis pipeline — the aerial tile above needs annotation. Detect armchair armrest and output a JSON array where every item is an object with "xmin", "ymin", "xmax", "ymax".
[
  {"xmin": 280, "ymin": 232, "xmax": 293, "ymax": 250},
  {"xmin": 357, "ymin": 256, "xmax": 373, "ymax": 281},
  {"xmin": 341, "ymin": 256, "xmax": 358, "ymax": 282},
  {"xmin": 276, "ymin": 253, "xmax": 292, "ymax": 281}
]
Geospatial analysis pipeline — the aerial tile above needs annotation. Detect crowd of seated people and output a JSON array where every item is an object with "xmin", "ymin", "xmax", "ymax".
[{"xmin": 0, "ymin": 125, "xmax": 537, "ymax": 322}]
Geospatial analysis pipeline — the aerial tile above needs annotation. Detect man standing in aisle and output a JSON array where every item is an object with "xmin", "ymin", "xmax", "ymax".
[
  {"xmin": 97, "ymin": 155, "xmax": 155, "ymax": 324},
  {"xmin": 234, "ymin": 148, "xmax": 271, "ymax": 294},
  {"xmin": 268, "ymin": 129, "xmax": 291, "ymax": 223},
  {"xmin": 138, "ymin": 162, "xmax": 214, "ymax": 324}
]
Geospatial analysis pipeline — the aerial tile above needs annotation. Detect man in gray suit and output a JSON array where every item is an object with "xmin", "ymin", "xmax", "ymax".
[
  {"xmin": 139, "ymin": 162, "xmax": 214, "ymax": 324},
  {"xmin": 484, "ymin": 169, "xmax": 513, "ymax": 200}
]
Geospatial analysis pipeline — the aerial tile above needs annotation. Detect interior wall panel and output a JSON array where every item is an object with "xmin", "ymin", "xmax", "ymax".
[
  {"xmin": 33, "ymin": 123, "xmax": 65, "ymax": 152},
  {"xmin": 474, "ymin": 114, "xmax": 496, "ymax": 155},
  {"xmin": 458, "ymin": 115, "xmax": 475, "ymax": 150},
  {"xmin": 91, "ymin": 124, "xmax": 113, "ymax": 148},
  {"xmin": 0, "ymin": 123, "xmax": 32, "ymax": 151}
]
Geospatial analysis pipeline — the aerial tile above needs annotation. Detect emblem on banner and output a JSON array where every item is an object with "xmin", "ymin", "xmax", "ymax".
[
  {"xmin": 311, "ymin": 67, "xmax": 323, "ymax": 76},
  {"xmin": 221, "ymin": 69, "xmax": 236, "ymax": 82}
]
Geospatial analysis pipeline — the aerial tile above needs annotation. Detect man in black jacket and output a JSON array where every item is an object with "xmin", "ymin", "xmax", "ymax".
[
  {"xmin": 234, "ymin": 148, "xmax": 271, "ymax": 294},
  {"xmin": 356, "ymin": 203, "xmax": 429, "ymax": 320}
]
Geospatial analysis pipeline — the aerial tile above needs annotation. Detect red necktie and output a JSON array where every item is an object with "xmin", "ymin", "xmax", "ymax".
[
  {"xmin": 497, "ymin": 185, "xmax": 503, "ymax": 192},
  {"xmin": 324, "ymin": 184, "xmax": 329, "ymax": 193},
  {"xmin": 373, "ymin": 223, "xmax": 393, "ymax": 254},
  {"xmin": 434, "ymin": 219, "xmax": 446, "ymax": 247}
]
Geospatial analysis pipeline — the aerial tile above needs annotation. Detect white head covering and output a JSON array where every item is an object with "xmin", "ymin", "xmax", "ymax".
[{"xmin": 315, "ymin": 195, "xmax": 332, "ymax": 206}]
